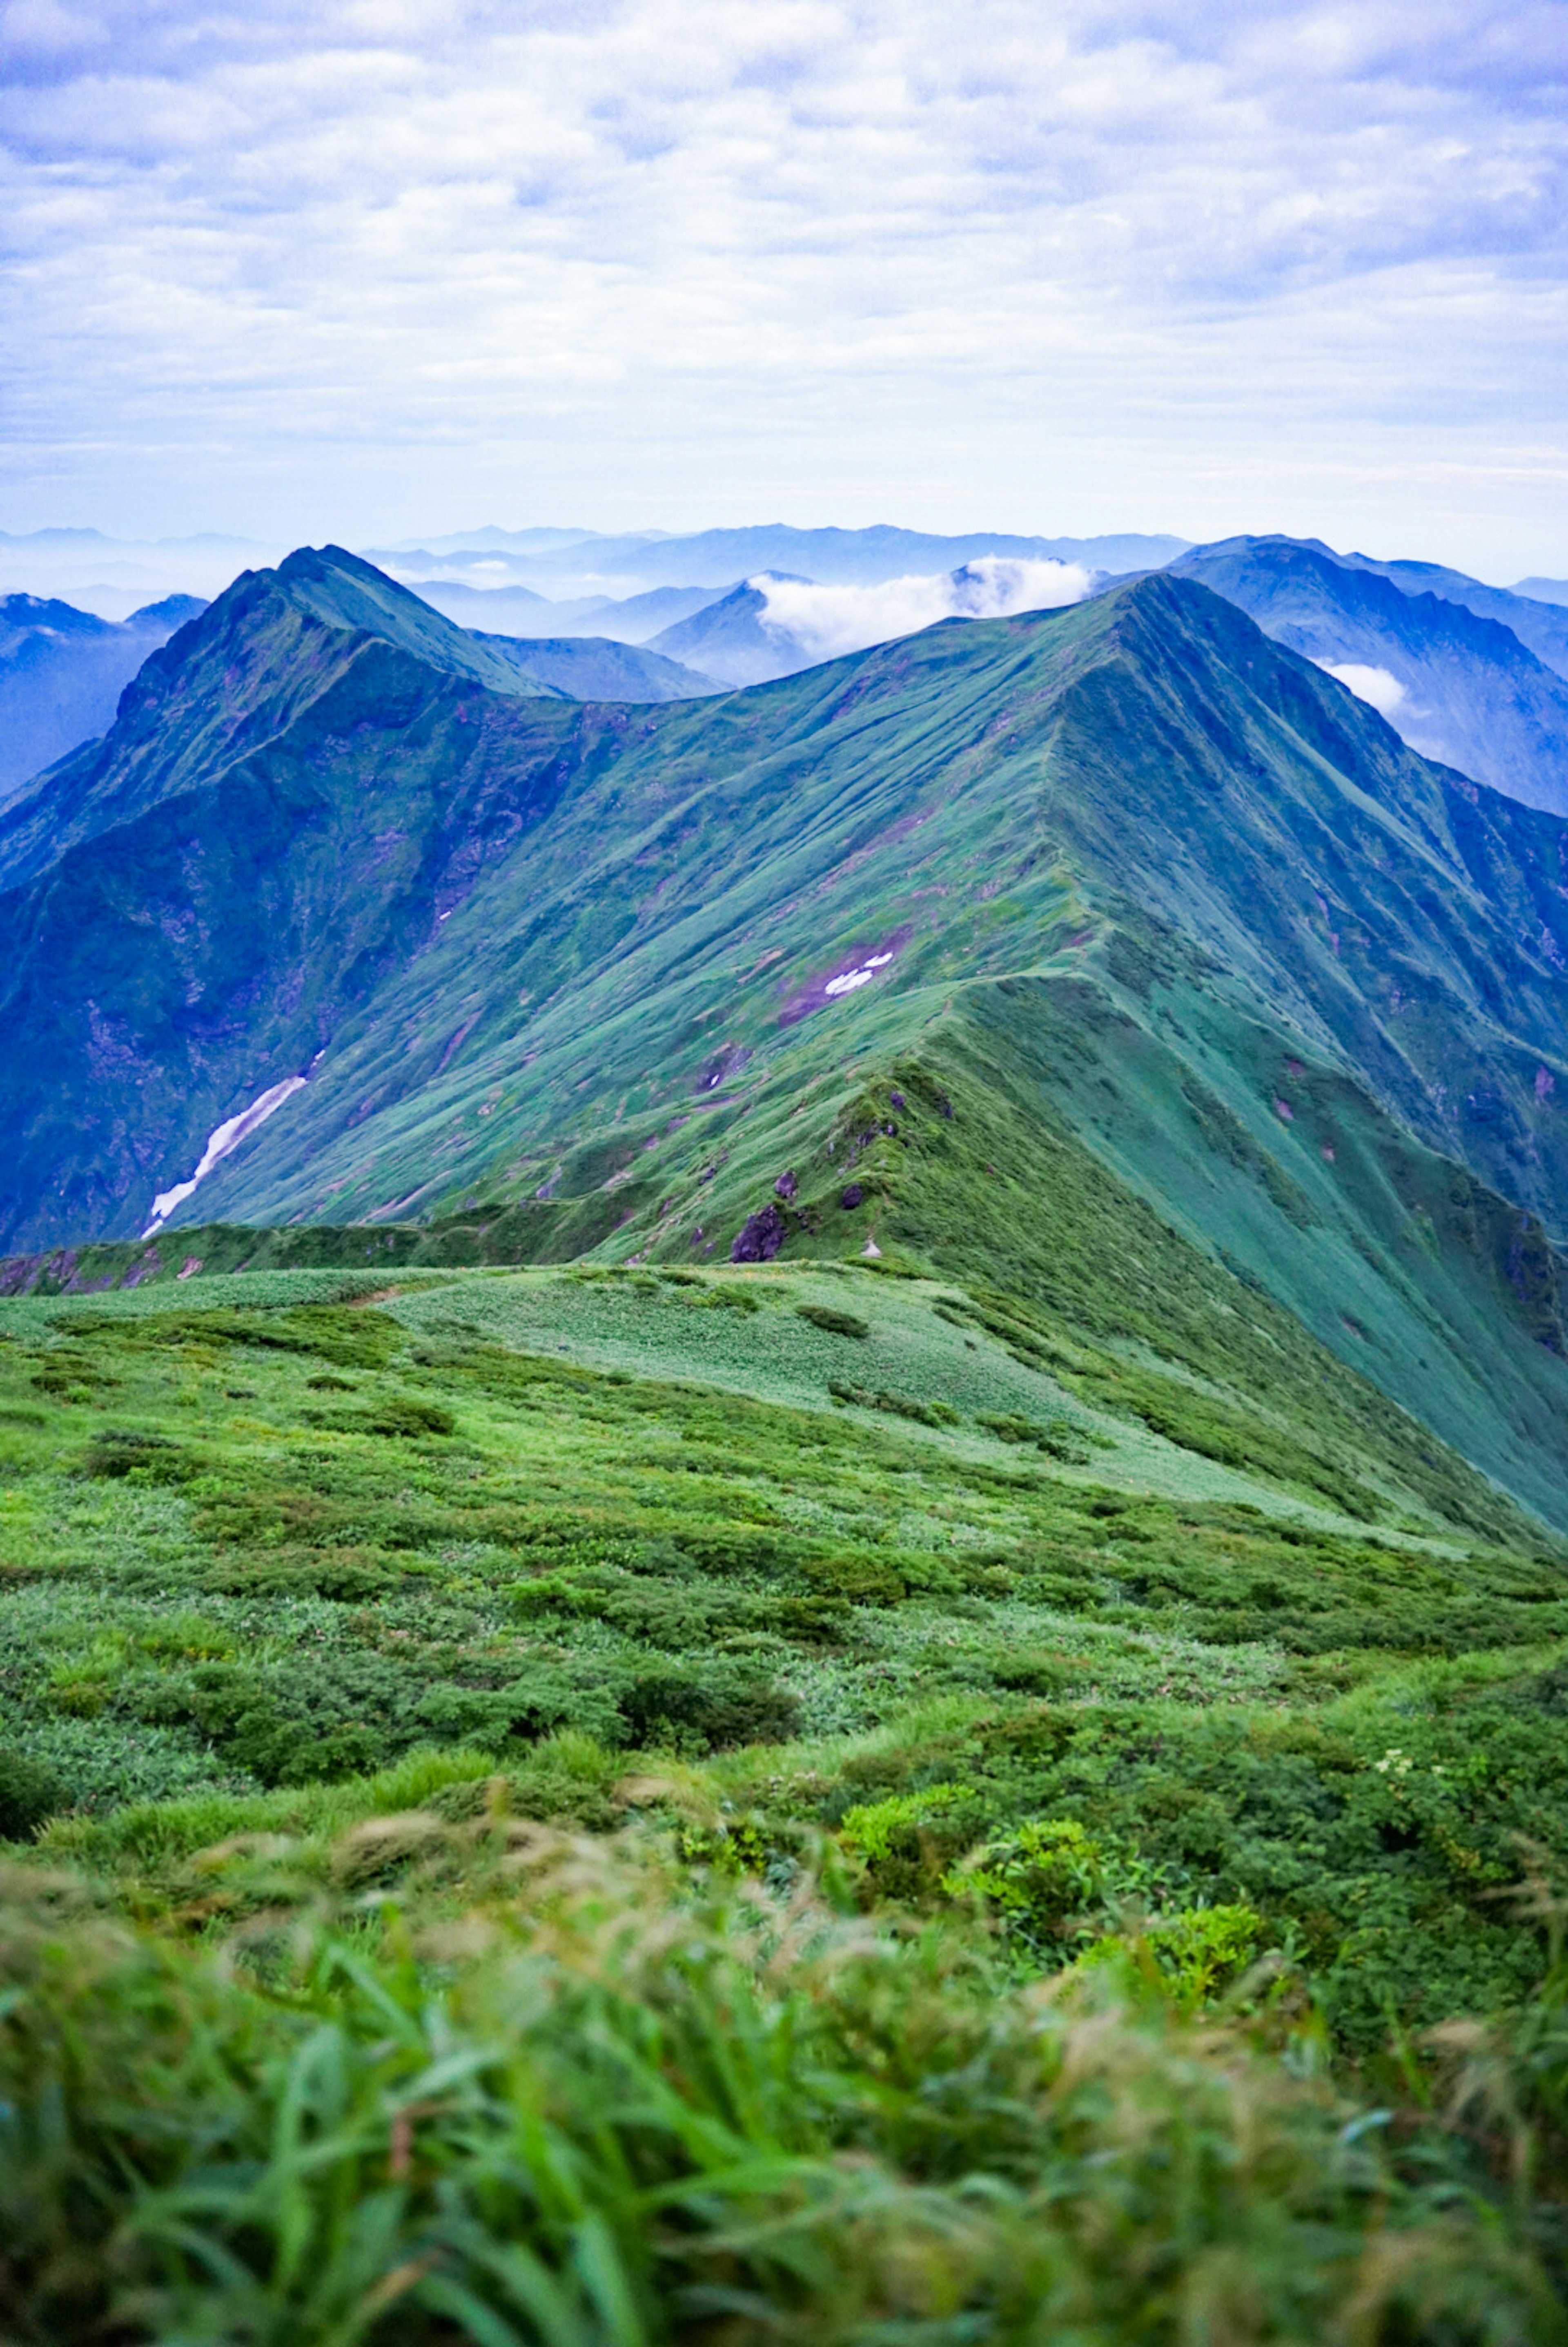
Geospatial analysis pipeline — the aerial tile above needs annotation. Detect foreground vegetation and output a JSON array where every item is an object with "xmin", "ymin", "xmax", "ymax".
[
  {"xmin": 6, "ymin": 1813, "xmax": 1568, "ymax": 2345},
  {"xmin": 1, "ymin": 1241, "xmax": 1566, "ymax": 2338}
]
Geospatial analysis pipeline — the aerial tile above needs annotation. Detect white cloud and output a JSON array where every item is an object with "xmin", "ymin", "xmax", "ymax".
[
  {"xmin": 0, "ymin": 3, "xmax": 1564, "ymax": 569},
  {"xmin": 1319, "ymin": 660, "xmax": 1408, "ymax": 718},
  {"xmin": 756, "ymin": 557, "xmax": 1094, "ymax": 659}
]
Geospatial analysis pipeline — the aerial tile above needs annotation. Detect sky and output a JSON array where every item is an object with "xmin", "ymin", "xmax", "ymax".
[{"xmin": 2, "ymin": 0, "xmax": 1567, "ymax": 578}]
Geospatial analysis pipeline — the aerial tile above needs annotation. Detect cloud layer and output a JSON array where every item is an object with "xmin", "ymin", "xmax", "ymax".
[
  {"xmin": 757, "ymin": 557, "xmax": 1094, "ymax": 660},
  {"xmin": 2, "ymin": 2, "xmax": 1566, "ymax": 569}
]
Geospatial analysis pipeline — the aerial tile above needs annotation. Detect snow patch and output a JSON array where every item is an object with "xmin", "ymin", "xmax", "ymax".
[{"xmin": 143, "ymin": 1076, "xmax": 307, "ymax": 1236}]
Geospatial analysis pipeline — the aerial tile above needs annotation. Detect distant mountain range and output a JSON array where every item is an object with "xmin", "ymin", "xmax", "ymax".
[
  {"xmin": 365, "ymin": 524, "xmax": 1187, "ymax": 601},
  {"xmin": 403, "ymin": 576, "xmax": 722, "ymax": 645},
  {"xmin": 1169, "ymin": 537, "xmax": 1568, "ymax": 814},
  {"xmin": 4, "ymin": 540, "xmax": 1568, "ymax": 1527},
  {"xmin": 0, "ymin": 592, "xmax": 207, "ymax": 800}
]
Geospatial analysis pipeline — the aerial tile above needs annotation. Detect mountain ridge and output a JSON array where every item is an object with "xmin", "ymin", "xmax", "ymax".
[{"xmin": 4, "ymin": 547, "xmax": 1568, "ymax": 1525}]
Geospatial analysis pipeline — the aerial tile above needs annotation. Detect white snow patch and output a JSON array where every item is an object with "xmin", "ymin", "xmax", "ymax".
[
  {"xmin": 1318, "ymin": 661, "xmax": 1407, "ymax": 719},
  {"xmin": 824, "ymin": 968, "xmax": 876, "ymax": 997},
  {"xmin": 755, "ymin": 558, "xmax": 1096, "ymax": 663},
  {"xmin": 143, "ymin": 1076, "xmax": 307, "ymax": 1236}
]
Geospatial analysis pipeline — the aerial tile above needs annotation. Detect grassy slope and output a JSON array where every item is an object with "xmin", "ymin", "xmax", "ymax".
[{"xmin": 1, "ymin": 1258, "xmax": 1563, "ymax": 2047}]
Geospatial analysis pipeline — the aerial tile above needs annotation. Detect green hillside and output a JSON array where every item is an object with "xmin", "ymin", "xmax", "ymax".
[{"xmin": 4, "ymin": 547, "xmax": 1568, "ymax": 2337}]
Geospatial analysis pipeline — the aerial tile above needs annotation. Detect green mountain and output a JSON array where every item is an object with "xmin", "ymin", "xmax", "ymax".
[
  {"xmin": 3, "ymin": 545, "xmax": 1568, "ymax": 1530},
  {"xmin": 467, "ymin": 628, "xmax": 720, "ymax": 699}
]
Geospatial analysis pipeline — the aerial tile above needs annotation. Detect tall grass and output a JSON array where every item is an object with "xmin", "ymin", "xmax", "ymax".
[{"xmin": 2, "ymin": 1817, "xmax": 1564, "ymax": 2344}]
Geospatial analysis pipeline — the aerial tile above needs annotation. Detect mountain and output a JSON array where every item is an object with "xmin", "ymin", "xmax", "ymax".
[
  {"xmin": 646, "ymin": 560, "xmax": 1101, "ymax": 686},
  {"xmin": 1171, "ymin": 535, "xmax": 1568, "ymax": 812},
  {"xmin": 1331, "ymin": 550, "xmax": 1568, "ymax": 678},
  {"xmin": 1517, "ymin": 576, "xmax": 1568, "ymax": 609},
  {"xmin": 465, "ymin": 631, "xmax": 720, "ymax": 700},
  {"xmin": 519, "ymin": 523, "xmax": 1187, "ymax": 590},
  {"xmin": 10, "ymin": 533, "xmax": 1568, "ymax": 2328},
  {"xmin": 0, "ymin": 528, "xmax": 276, "ymax": 614},
  {"xmin": 646, "ymin": 577, "xmax": 803, "ymax": 685},
  {"xmin": 370, "ymin": 524, "xmax": 1189, "ymax": 600},
  {"xmin": 0, "ymin": 548, "xmax": 587, "ymax": 894},
  {"xmin": 401, "ymin": 575, "xmax": 726, "ymax": 644},
  {"xmin": 0, "ymin": 591, "xmax": 207, "ymax": 799},
  {"xmin": 393, "ymin": 575, "xmax": 559, "ymax": 632},
  {"xmin": 4, "ymin": 551, "xmax": 1568, "ymax": 1531}
]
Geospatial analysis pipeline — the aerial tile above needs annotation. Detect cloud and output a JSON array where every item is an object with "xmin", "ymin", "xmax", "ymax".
[
  {"xmin": 755, "ymin": 557, "xmax": 1095, "ymax": 660},
  {"xmin": 0, "ymin": 2, "xmax": 1564, "ymax": 569},
  {"xmin": 1319, "ymin": 660, "xmax": 1409, "ymax": 718}
]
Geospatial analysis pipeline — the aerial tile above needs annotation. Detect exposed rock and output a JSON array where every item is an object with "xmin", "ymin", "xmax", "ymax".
[
  {"xmin": 889, "ymin": 1091, "xmax": 906, "ymax": 1109},
  {"xmin": 840, "ymin": 1183, "xmax": 864, "ymax": 1209},
  {"xmin": 731, "ymin": 1203, "xmax": 786, "ymax": 1262},
  {"xmin": 774, "ymin": 1170, "xmax": 798, "ymax": 1200}
]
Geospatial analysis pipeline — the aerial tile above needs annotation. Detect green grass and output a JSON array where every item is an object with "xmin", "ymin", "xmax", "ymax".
[{"xmin": 2, "ymin": 1273, "xmax": 1566, "ymax": 2053}]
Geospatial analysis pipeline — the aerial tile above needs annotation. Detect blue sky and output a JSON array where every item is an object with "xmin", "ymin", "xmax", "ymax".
[{"xmin": 2, "ymin": 0, "xmax": 1566, "ymax": 576}]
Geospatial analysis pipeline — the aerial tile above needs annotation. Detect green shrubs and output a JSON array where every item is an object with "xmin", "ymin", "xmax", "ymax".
[
  {"xmin": 796, "ymin": 1302, "xmax": 870, "ymax": 1339},
  {"xmin": 0, "ymin": 1748, "xmax": 65, "ymax": 1840},
  {"xmin": 620, "ymin": 1672, "xmax": 801, "ymax": 1754}
]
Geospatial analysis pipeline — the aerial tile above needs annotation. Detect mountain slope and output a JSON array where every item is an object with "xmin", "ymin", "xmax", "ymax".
[
  {"xmin": 469, "ymin": 630, "xmax": 720, "ymax": 700},
  {"xmin": 0, "ymin": 592, "xmax": 207, "ymax": 801},
  {"xmin": 1336, "ymin": 548, "xmax": 1568, "ymax": 678},
  {"xmin": 0, "ymin": 547, "xmax": 570, "ymax": 893},
  {"xmin": 1171, "ymin": 536, "xmax": 1568, "ymax": 812},
  {"xmin": 646, "ymin": 578, "xmax": 801, "ymax": 684},
  {"xmin": 4, "ymin": 560, "xmax": 1568, "ymax": 1526}
]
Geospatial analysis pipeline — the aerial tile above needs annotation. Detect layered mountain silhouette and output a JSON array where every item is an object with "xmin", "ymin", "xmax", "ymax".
[
  {"xmin": 0, "ymin": 591, "xmax": 206, "ymax": 800},
  {"xmin": 1172, "ymin": 536, "xmax": 1568, "ymax": 813},
  {"xmin": 646, "ymin": 577, "xmax": 805, "ymax": 685},
  {"xmin": 3, "ymin": 542, "xmax": 1568, "ymax": 1524},
  {"xmin": 364, "ymin": 522, "xmax": 1188, "ymax": 598},
  {"xmin": 401, "ymin": 575, "xmax": 722, "ymax": 645}
]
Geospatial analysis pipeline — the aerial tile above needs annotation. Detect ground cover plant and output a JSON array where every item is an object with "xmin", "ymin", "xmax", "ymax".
[{"xmin": 2, "ymin": 1253, "xmax": 1568, "ymax": 2340}]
